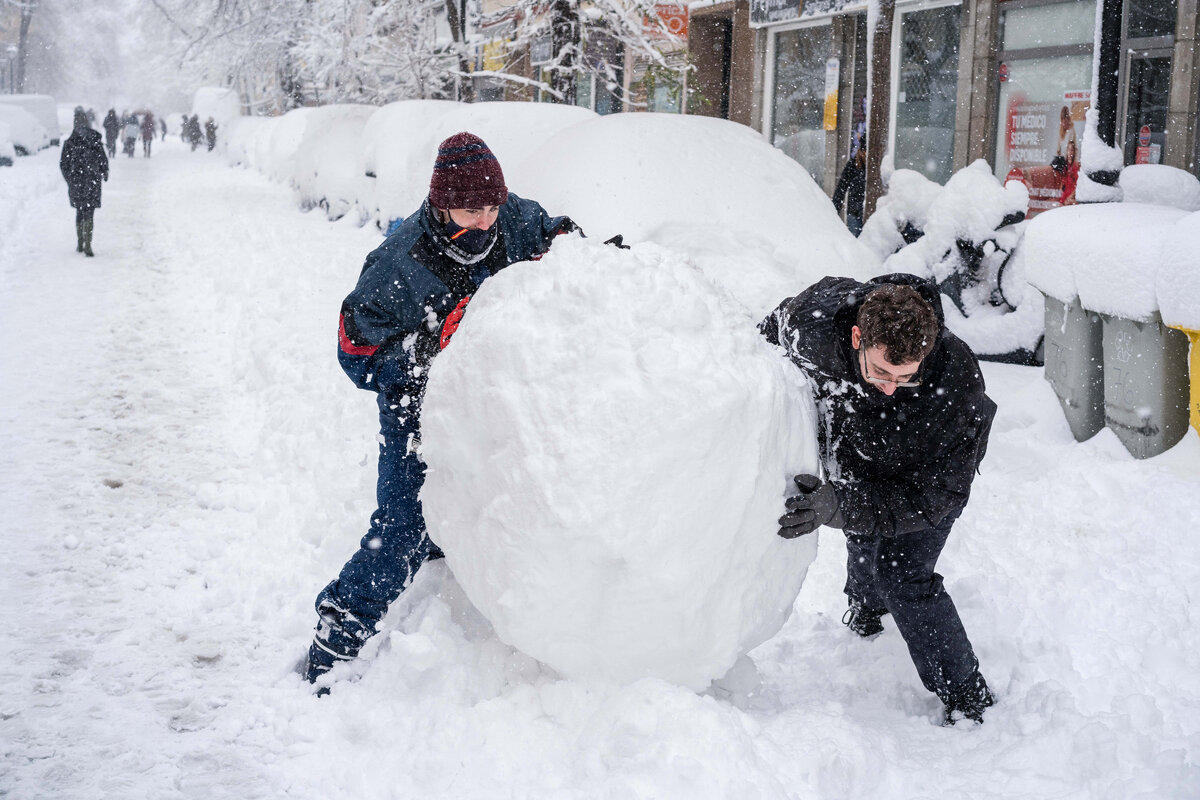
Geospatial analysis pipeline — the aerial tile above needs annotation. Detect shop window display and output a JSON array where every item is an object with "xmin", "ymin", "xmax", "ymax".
[
  {"xmin": 894, "ymin": 3, "xmax": 961, "ymax": 185},
  {"xmin": 770, "ymin": 24, "xmax": 832, "ymax": 184},
  {"xmin": 993, "ymin": 0, "xmax": 1095, "ymax": 215}
]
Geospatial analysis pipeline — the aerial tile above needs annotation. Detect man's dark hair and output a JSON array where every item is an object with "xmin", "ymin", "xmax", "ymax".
[{"xmin": 856, "ymin": 284, "xmax": 939, "ymax": 364}]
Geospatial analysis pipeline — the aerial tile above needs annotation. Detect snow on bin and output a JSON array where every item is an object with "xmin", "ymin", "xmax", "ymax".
[
  {"xmin": 1100, "ymin": 313, "xmax": 1190, "ymax": 458},
  {"xmin": 1157, "ymin": 210, "xmax": 1200, "ymax": 440},
  {"xmin": 1043, "ymin": 295, "xmax": 1105, "ymax": 441}
]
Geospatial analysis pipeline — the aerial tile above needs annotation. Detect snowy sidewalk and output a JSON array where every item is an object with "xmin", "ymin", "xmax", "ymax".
[{"xmin": 2, "ymin": 142, "xmax": 1199, "ymax": 799}]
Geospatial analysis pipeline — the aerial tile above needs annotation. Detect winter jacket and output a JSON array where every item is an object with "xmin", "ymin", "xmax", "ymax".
[
  {"xmin": 832, "ymin": 159, "xmax": 865, "ymax": 218},
  {"xmin": 761, "ymin": 273, "xmax": 996, "ymax": 539},
  {"xmin": 59, "ymin": 127, "xmax": 109, "ymax": 209},
  {"xmin": 338, "ymin": 193, "xmax": 575, "ymax": 420},
  {"xmin": 102, "ymin": 110, "xmax": 120, "ymax": 139}
]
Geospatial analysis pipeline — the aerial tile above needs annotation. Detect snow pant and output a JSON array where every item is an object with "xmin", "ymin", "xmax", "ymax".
[
  {"xmin": 313, "ymin": 405, "xmax": 439, "ymax": 654},
  {"xmin": 844, "ymin": 508, "xmax": 983, "ymax": 704},
  {"xmin": 847, "ymin": 213, "xmax": 863, "ymax": 237},
  {"xmin": 75, "ymin": 207, "xmax": 96, "ymax": 256}
]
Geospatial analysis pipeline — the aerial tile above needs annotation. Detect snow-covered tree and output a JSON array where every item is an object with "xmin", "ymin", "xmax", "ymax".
[
  {"xmin": 480, "ymin": 0, "xmax": 684, "ymax": 106},
  {"xmin": 292, "ymin": 0, "xmax": 456, "ymax": 104},
  {"xmin": 1, "ymin": 0, "xmax": 38, "ymax": 93}
]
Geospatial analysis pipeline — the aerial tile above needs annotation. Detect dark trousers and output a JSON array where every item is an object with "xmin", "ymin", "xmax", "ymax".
[
  {"xmin": 844, "ymin": 510, "xmax": 981, "ymax": 703},
  {"xmin": 314, "ymin": 406, "xmax": 436, "ymax": 645}
]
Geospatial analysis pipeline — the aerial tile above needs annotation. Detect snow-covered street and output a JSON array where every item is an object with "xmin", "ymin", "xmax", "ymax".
[{"xmin": 2, "ymin": 142, "xmax": 1199, "ymax": 798}]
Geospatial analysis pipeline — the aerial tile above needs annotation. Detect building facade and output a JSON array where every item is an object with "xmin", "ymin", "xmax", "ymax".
[
  {"xmin": 734, "ymin": 0, "xmax": 1200, "ymax": 209},
  {"xmin": 469, "ymin": 0, "xmax": 1198, "ymax": 211}
]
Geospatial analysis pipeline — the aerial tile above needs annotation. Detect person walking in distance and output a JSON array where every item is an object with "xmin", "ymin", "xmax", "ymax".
[{"xmin": 60, "ymin": 107, "xmax": 109, "ymax": 258}]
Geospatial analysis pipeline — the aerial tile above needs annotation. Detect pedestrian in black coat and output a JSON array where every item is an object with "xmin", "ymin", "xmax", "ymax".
[
  {"xmin": 102, "ymin": 108, "xmax": 120, "ymax": 158},
  {"xmin": 761, "ymin": 273, "xmax": 997, "ymax": 725},
  {"xmin": 832, "ymin": 144, "xmax": 866, "ymax": 236},
  {"xmin": 60, "ymin": 107, "xmax": 109, "ymax": 257}
]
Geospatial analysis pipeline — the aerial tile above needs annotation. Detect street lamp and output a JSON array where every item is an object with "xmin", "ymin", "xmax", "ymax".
[{"xmin": 5, "ymin": 45, "xmax": 16, "ymax": 94}]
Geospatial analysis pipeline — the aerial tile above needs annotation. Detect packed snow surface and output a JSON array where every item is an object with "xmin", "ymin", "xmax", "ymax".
[
  {"xmin": 2, "ymin": 121, "xmax": 1199, "ymax": 799},
  {"xmin": 421, "ymin": 237, "xmax": 820, "ymax": 690}
]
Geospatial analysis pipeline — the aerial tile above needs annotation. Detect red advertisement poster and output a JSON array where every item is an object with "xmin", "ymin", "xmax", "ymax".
[{"xmin": 1003, "ymin": 92, "xmax": 1089, "ymax": 217}]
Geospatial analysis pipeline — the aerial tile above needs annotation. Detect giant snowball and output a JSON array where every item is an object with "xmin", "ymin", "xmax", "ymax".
[{"xmin": 420, "ymin": 238, "xmax": 820, "ymax": 691}]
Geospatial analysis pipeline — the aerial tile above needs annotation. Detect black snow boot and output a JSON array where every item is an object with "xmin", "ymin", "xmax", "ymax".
[
  {"xmin": 75, "ymin": 220, "xmax": 84, "ymax": 252},
  {"xmin": 942, "ymin": 673, "xmax": 995, "ymax": 726},
  {"xmin": 842, "ymin": 598, "xmax": 886, "ymax": 638},
  {"xmin": 302, "ymin": 600, "xmax": 371, "ymax": 694},
  {"xmin": 82, "ymin": 220, "xmax": 94, "ymax": 257}
]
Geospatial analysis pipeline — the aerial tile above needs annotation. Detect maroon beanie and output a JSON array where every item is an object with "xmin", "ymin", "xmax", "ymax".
[{"xmin": 428, "ymin": 132, "xmax": 508, "ymax": 209}]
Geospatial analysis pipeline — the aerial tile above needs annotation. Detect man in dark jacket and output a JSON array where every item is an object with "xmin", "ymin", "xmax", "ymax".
[
  {"xmin": 761, "ymin": 274, "xmax": 997, "ymax": 725},
  {"xmin": 303, "ymin": 132, "xmax": 578, "ymax": 688},
  {"xmin": 102, "ymin": 109, "xmax": 120, "ymax": 157},
  {"xmin": 60, "ymin": 107, "xmax": 109, "ymax": 257}
]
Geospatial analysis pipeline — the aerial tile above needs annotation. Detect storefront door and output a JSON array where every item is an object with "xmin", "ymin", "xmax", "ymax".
[{"xmin": 1121, "ymin": 50, "xmax": 1172, "ymax": 164}]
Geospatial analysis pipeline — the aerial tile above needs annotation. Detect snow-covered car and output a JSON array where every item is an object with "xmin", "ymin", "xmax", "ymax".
[
  {"xmin": 0, "ymin": 121, "xmax": 15, "ymax": 167},
  {"xmin": 290, "ymin": 104, "xmax": 376, "ymax": 221},
  {"xmin": 0, "ymin": 94, "xmax": 60, "ymax": 145},
  {"xmin": 360, "ymin": 100, "xmax": 595, "ymax": 228},
  {"xmin": 0, "ymin": 104, "xmax": 50, "ymax": 155},
  {"xmin": 519, "ymin": 111, "xmax": 878, "ymax": 317}
]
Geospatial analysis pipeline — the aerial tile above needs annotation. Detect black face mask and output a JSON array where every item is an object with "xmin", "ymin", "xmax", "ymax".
[{"xmin": 444, "ymin": 220, "xmax": 495, "ymax": 254}]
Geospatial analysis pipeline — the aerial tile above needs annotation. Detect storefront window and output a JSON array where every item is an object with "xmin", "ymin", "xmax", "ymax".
[
  {"xmin": 994, "ymin": 54, "xmax": 1092, "ymax": 179},
  {"xmin": 1001, "ymin": 0, "xmax": 1096, "ymax": 49},
  {"xmin": 771, "ymin": 23, "xmax": 832, "ymax": 183},
  {"xmin": 575, "ymin": 73, "xmax": 595, "ymax": 111},
  {"xmin": 992, "ymin": 0, "xmax": 1095, "ymax": 214},
  {"xmin": 1123, "ymin": 54, "xmax": 1172, "ymax": 163},
  {"xmin": 1127, "ymin": 0, "xmax": 1176, "ymax": 39},
  {"xmin": 894, "ymin": 4, "xmax": 961, "ymax": 185}
]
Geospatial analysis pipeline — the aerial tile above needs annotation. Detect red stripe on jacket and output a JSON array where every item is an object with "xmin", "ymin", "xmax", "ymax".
[{"xmin": 339, "ymin": 313, "xmax": 378, "ymax": 356}]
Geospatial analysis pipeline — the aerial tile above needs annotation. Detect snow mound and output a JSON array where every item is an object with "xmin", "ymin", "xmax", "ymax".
[
  {"xmin": 516, "ymin": 112, "xmax": 877, "ymax": 317},
  {"xmin": 1120, "ymin": 165, "xmax": 1200, "ymax": 212},
  {"xmin": 1025, "ymin": 202, "xmax": 1188, "ymax": 319},
  {"xmin": 419, "ymin": 237, "xmax": 821, "ymax": 691},
  {"xmin": 1158, "ymin": 211, "xmax": 1200, "ymax": 330},
  {"xmin": 859, "ymin": 168, "xmax": 944, "ymax": 260}
]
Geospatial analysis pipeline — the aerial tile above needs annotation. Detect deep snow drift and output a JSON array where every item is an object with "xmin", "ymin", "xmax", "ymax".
[
  {"xmin": 421, "ymin": 238, "xmax": 820, "ymax": 690},
  {"xmin": 2, "ymin": 136, "xmax": 1199, "ymax": 800}
]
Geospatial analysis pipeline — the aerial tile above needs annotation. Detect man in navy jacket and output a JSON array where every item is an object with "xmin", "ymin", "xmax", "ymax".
[{"xmin": 304, "ymin": 132, "xmax": 577, "ymax": 686}]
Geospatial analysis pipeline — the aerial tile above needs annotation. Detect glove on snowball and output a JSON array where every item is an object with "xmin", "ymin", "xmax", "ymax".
[{"xmin": 778, "ymin": 474, "xmax": 844, "ymax": 539}]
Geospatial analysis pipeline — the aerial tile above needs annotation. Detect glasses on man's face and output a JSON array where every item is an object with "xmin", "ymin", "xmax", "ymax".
[{"xmin": 859, "ymin": 348, "xmax": 921, "ymax": 388}]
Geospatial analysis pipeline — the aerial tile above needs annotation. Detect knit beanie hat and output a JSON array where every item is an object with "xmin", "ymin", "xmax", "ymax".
[{"xmin": 428, "ymin": 132, "xmax": 508, "ymax": 209}]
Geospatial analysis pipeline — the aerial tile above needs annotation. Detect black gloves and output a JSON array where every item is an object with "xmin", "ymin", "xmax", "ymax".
[
  {"xmin": 778, "ymin": 474, "xmax": 844, "ymax": 539},
  {"xmin": 413, "ymin": 294, "xmax": 472, "ymax": 368},
  {"xmin": 603, "ymin": 234, "xmax": 630, "ymax": 249}
]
